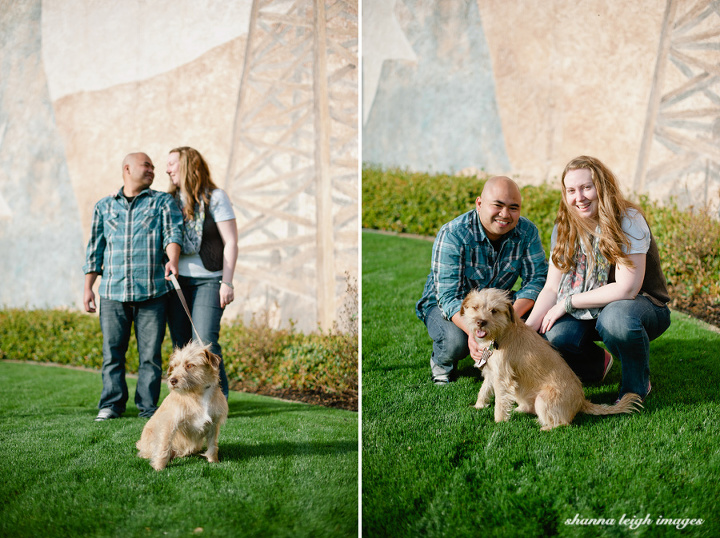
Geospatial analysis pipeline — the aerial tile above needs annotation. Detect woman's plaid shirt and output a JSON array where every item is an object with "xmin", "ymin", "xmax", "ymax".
[
  {"xmin": 83, "ymin": 188, "xmax": 184, "ymax": 303},
  {"xmin": 416, "ymin": 209, "xmax": 548, "ymax": 322}
]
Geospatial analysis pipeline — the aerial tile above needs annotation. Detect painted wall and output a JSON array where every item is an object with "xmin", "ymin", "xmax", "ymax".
[
  {"xmin": 363, "ymin": 0, "xmax": 720, "ymax": 211},
  {"xmin": 0, "ymin": 0, "xmax": 358, "ymax": 331}
]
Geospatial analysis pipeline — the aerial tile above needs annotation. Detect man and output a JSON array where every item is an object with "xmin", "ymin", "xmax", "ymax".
[
  {"xmin": 83, "ymin": 152, "xmax": 184, "ymax": 420},
  {"xmin": 416, "ymin": 176, "xmax": 548, "ymax": 385}
]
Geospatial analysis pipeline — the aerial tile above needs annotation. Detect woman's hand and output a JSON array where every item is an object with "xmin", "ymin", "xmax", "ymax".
[
  {"xmin": 219, "ymin": 282, "xmax": 234, "ymax": 309},
  {"xmin": 540, "ymin": 302, "xmax": 566, "ymax": 334}
]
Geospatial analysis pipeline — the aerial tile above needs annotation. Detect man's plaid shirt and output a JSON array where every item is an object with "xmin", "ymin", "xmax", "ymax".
[
  {"xmin": 416, "ymin": 209, "xmax": 548, "ymax": 322},
  {"xmin": 83, "ymin": 188, "xmax": 184, "ymax": 303}
]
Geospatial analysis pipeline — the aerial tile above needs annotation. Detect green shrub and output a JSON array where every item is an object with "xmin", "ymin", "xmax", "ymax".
[
  {"xmin": 0, "ymin": 309, "xmax": 358, "ymax": 397},
  {"xmin": 362, "ymin": 165, "xmax": 720, "ymax": 313},
  {"xmin": 639, "ymin": 197, "xmax": 720, "ymax": 305}
]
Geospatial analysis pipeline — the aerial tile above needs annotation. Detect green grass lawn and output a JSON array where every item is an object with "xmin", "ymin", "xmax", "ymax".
[
  {"xmin": 362, "ymin": 231, "xmax": 720, "ymax": 537},
  {"xmin": 0, "ymin": 362, "xmax": 358, "ymax": 538}
]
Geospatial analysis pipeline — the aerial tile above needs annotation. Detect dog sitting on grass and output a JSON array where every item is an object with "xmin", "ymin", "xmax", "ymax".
[
  {"xmin": 137, "ymin": 341, "xmax": 228, "ymax": 470},
  {"xmin": 460, "ymin": 288, "xmax": 642, "ymax": 431}
]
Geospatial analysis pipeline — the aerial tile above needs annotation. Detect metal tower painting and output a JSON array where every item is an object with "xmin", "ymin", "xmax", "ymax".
[
  {"xmin": 635, "ymin": 0, "xmax": 720, "ymax": 208},
  {"xmin": 224, "ymin": 0, "xmax": 358, "ymax": 330}
]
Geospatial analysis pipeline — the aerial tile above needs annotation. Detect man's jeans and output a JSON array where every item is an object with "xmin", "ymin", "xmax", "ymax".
[
  {"xmin": 166, "ymin": 276, "xmax": 229, "ymax": 397},
  {"xmin": 424, "ymin": 305, "xmax": 470, "ymax": 381},
  {"xmin": 544, "ymin": 295, "xmax": 671, "ymax": 398},
  {"xmin": 98, "ymin": 295, "xmax": 167, "ymax": 417}
]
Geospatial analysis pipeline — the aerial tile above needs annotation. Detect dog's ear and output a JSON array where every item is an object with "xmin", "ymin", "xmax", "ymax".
[
  {"xmin": 460, "ymin": 290, "xmax": 475, "ymax": 316},
  {"xmin": 203, "ymin": 349, "xmax": 222, "ymax": 370},
  {"xmin": 506, "ymin": 300, "xmax": 517, "ymax": 325}
]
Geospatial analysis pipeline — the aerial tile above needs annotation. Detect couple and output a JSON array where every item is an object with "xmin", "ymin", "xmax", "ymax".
[
  {"xmin": 83, "ymin": 148, "xmax": 238, "ymax": 422},
  {"xmin": 416, "ymin": 155, "xmax": 671, "ymax": 403}
]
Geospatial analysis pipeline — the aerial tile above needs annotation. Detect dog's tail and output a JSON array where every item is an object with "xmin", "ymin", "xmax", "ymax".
[{"xmin": 581, "ymin": 393, "xmax": 643, "ymax": 416}]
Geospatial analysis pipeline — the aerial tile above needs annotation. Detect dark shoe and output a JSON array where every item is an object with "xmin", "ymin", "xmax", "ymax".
[
  {"xmin": 95, "ymin": 408, "xmax": 120, "ymax": 421},
  {"xmin": 601, "ymin": 351, "xmax": 613, "ymax": 382}
]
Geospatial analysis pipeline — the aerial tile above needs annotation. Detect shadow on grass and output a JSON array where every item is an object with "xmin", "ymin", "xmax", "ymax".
[
  {"xmin": 443, "ymin": 333, "xmax": 720, "ymax": 426},
  {"xmin": 226, "ymin": 399, "xmax": 322, "ymax": 418},
  {"xmin": 219, "ymin": 440, "xmax": 358, "ymax": 461}
]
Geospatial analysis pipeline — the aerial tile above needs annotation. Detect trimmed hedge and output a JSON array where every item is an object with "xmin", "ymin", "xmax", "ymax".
[
  {"xmin": 0, "ymin": 309, "xmax": 358, "ymax": 397},
  {"xmin": 362, "ymin": 165, "xmax": 720, "ymax": 317}
]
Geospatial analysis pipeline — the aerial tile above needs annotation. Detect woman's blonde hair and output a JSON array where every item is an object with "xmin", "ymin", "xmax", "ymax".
[
  {"xmin": 168, "ymin": 146, "xmax": 218, "ymax": 220},
  {"xmin": 552, "ymin": 155, "xmax": 643, "ymax": 271}
]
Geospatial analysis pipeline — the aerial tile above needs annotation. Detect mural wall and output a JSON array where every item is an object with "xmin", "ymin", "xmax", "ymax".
[
  {"xmin": 0, "ymin": 0, "xmax": 358, "ymax": 331},
  {"xmin": 363, "ymin": 0, "xmax": 720, "ymax": 212}
]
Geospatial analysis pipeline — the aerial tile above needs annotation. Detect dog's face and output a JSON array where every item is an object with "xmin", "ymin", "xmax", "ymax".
[
  {"xmin": 460, "ymin": 288, "xmax": 516, "ymax": 343},
  {"xmin": 167, "ymin": 341, "xmax": 222, "ymax": 392}
]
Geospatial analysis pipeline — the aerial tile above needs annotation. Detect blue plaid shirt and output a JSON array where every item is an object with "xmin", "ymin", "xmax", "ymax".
[
  {"xmin": 416, "ymin": 210, "xmax": 548, "ymax": 322},
  {"xmin": 83, "ymin": 188, "xmax": 184, "ymax": 302}
]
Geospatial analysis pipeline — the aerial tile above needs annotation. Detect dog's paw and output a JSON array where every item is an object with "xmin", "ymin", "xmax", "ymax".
[
  {"xmin": 203, "ymin": 451, "xmax": 220, "ymax": 463},
  {"xmin": 150, "ymin": 460, "xmax": 167, "ymax": 471},
  {"xmin": 473, "ymin": 402, "xmax": 489, "ymax": 409}
]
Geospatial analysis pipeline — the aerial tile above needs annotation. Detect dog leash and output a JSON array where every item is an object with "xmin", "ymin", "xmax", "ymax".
[{"xmin": 169, "ymin": 274, "xmax": 205, "ymax": 346}]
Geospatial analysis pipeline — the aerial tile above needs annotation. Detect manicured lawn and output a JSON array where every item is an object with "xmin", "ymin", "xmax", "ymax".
[
  {"xmin": 0, "ymin": 361, "xmax": 358, "ymax": 538},
  {"xmin": 362, "ymin": 231, "xmax": 720, "ymax": 537}
]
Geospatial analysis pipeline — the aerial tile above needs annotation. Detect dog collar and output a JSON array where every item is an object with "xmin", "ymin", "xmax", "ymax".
[{"xmin": 474, "ymin": 341, "xmax": 496, "ymax": 369}]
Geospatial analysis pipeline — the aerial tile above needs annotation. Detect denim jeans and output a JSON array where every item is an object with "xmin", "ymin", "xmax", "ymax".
[
  {"xmin": 424, "ymin": 305, "xmax": 470, "ymax": 381},
  {"xmin": 544, "ymin": 295, "xmax": 671, "ymax": 398},
  {"xmin": 98, "ymin": 295, "xmax": 166, "ymax": 417},
  {"xmin": 166, "ymin": 275, "xmax": 229, "ymax": 397}
]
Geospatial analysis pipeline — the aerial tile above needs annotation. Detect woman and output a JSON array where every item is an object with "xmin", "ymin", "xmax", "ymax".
[
  {"xmin": 526, "ymin": 156, "xmax": 670, "ymax": 401},
  {"xmin": 165, "ymin": 146, "xmax": 238, "ymax": 398}
]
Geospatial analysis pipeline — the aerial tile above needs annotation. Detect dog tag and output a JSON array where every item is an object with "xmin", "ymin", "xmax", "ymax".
[{"xmin": 474, "ymin": 343, "xmax": 494, "ymax": 369}]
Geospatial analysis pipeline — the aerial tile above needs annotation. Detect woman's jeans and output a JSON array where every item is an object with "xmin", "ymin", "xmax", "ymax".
[
  {"xmin": 166, "ymin": 275, "xmax": 229, "ymax": 397},
  {"xmin": 544, "ymin": 295, "xmax": 671, "ymax": 398},
  {"xmin": 424, "ymin": 305, "xmax": 470, "ymax": 381},
  {"xmin": 98, "ymin": 295, "xmax": 166, "ymax": 417}
]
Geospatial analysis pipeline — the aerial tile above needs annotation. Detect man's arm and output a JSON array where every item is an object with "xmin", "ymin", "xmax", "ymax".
[
  {"xmin": 82, "ymin": 203, "xmax": 105, "ymax": 314},
  {"xmin": 512, "ymin": 297, "xmax": 535, "ymax": 318},
  {"xmin": 161, "ymin": 193, "xmax": 184, "ymax": 279},
  {"xmin": 516, "ymin": 222, "xmax": 549, "ymax": 303},
  {"xmin": 84, "ymin": 273, "xmax": 99, "ymax": 313},
  {"xmin": 165, "ymin": 242, "xmax": 180, "ymax": 279},
  {"xmin": 432, "ymin": 226, "xmax": 468, "ymax": 322}
]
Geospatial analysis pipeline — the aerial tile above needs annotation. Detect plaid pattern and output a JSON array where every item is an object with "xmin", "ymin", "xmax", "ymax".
[
  {"xmin": 83, "ymin": 188, "xmax": 184, "ymax": 302},
  {"xmin": 416, "ymin": 210, "xmax": 548, "ymax": 322}
]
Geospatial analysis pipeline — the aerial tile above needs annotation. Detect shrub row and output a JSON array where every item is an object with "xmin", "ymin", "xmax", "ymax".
[
  {"xmin": 362, "ymin": 165, "xmax": 720, "ymax": 313},
  {"xmin": 0, "ymin": 309, "xmax": 358, "ymax": 396}
]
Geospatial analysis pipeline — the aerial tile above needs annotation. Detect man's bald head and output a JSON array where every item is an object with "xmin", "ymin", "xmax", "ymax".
[
  {"xmin": 121, "ymin": 152, "xmax": 155, "ymax": 196},
  {"xmin": 480, "ymin": 176, "xmax": 521, "ymax": 202}
]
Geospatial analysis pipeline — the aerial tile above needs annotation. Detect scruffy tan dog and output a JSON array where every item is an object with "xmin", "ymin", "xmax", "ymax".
[
  {"xmin": 137, "ymin": 341, "xmax": 228, "ymax": 470},
  {"xmin": 460, "ymin": 288, "xmax": 642, "ymax": 430}
]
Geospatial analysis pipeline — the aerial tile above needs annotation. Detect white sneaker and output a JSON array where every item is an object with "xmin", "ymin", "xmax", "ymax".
[{"xmin": 95, "ymin": 408, "xmax": 119, "ymax": 421}]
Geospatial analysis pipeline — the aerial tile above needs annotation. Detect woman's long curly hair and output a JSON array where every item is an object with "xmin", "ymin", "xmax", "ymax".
[
  {"xmin": 167, "ymin": 146, "xmax": 218, "ymax": 220},
  {"xmin": 552, "ymin": 156, "xmax": 644, "ymax": 272}
]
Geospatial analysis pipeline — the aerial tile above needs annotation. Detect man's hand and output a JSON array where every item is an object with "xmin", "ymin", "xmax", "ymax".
[
  {"xmin": 468, "ymin": 332, "xmax": 484, "ymax": 361},
  {"xmin": 164, "ymin": 260, "xmax": 179, "ymax": 279},
  {"xmin": 83, "ymin": 289, "xmax": 96, "ymax": 313},
  {"xmin": 84, "ymin": 273, "xmax": 99, "ymax": 313}
]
